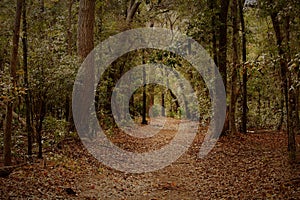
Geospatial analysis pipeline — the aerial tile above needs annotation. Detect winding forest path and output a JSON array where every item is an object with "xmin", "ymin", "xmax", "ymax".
[{"xmin": 1, "ymin": 118, "xmax": 300, "ymax": 199}]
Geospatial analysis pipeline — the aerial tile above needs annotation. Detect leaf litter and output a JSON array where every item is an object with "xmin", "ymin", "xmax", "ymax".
[{"xmin": 0, "ymin": 118, "xmax": 299, "ymax": 199}]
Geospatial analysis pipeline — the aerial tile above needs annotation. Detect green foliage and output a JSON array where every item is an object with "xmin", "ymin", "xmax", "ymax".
[
  {"xmin": 0, "ymin": 0, "xmax": 299, "ymax": 159},
  {"xmin": 43, "ymin": 116, "xmax": 70, "ymax": 145}
]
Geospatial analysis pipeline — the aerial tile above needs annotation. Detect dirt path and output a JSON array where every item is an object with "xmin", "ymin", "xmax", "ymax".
[{"xmin": 1, "ymin": 118, "xmax": 299, "ymax": 199}]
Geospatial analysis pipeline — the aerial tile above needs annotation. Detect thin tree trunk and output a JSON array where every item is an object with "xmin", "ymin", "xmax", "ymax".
[
  {"xmin": 22, "ymin": 0, "xmax": 33, "ymax": 156},
  {"xmin": 271, "ymin": 12, "xmax": 288, "ymax": 130},
  {"xmin": 285, "ymin": 15, "xmax": 297, "ymax": 161},
  {"xmin": 239, "ymin": 0, "xmax": 247, "ymax": 134},
  {"xmin": 208, "ymin": 0, "xmax": 218, "ymax": 66},
  {"xmin": 161, "ymin": 67, "xmax": 165, "ymax": 117},
  {"xmin": 229, "ymin": 0, "xmax": 239, "ymax": 134},
  {"xmin": 126, "ymin": 0, "xmax": 141, "ymax": 23},
  {"xmin": 296, "ymin": 70, "xmax": 300, "ymax": 131},
  {"xmin": 271, "ymin": 11, "xmax": 296, "ymax": 161},
  {"xmin": 67, "ymin": 0, "xmax": 74, "ymax": 55},
  {"xmin": 258, "ymin": 89, "xmax": 262, "ymax": 124},
  {"xmin": 142, "ymin": 55, "xmax": 147, "ymax": 124},
  {"xmin": 4, "ymin": 0, "xmax": 23, "ymax": 166},
  {"xmin": 277, "ymin": 92, "xmax": 284, "ymax": 131},
  {"xmin": 218, "ymin": 0, "xmax": 230, "ymax": 90},
  {"xmin": 149, "ymin": 85, "xmax": 155, "ymax": 116},
  {"xmin": 218, "ymin": 0, "xmax": 230, "ymax": 135},
  {"xmin": 285, "ymin": 15, "xmax": 300, "ymax": 133},
  {"xmin": 66, "ymin": 0, "xmax": 75, "ymax": 132},
  {"xmin": 161, "ymin": 92, "xmax": 165, "ymax": 116},
  {"xmin": 37, "ymin": 97, "xmax": 46, "ymax": 159},
  {"xmin": 288, "ymin": 79, "xmax": 297, "ymax": 161}
]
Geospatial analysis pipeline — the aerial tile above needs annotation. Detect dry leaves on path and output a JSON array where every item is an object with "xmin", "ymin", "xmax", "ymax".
[{"xmin": 1, "ymin": 118, "xmax": 299, "ymax": 199}]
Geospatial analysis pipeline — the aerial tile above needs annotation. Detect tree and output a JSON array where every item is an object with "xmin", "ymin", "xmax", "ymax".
[
  {"xmin": 4, "ymin": 0, "xmax": 23, "ymax": 166},
  {"xmin": 77, "ymin": 0, "xmax": 95, "ymax": 60},
  {"xmin": 218, "ymin": 0, "xmax": 230, "ymax": 91},
  {"xmin": 262, "ymin": 0, "xmax": 298, "ymax": 160},
  {"xmin": 218, "ymin": 0, "xmax": 230, "ymax": 135},
  {"xmin": 229, "ymin": 0, "xmax": 239, "ymax": 134},
  {"xmin": 239, "ymin": 0, "xmax": 247, "ymax": 134},
  {"xmin": 208, "ymin": 0, "xmax": 218, "ymax": 66},
  {"xmin": 142, "ymin": 56, "xmax": 148, "ymax": 124},
  {"xmin": 66, "ymin": 0, "xmax": 75, "ymax": 132},
  {"xmin": 126, "ymin": 0, "xmax": 142, "ymax": 24},
  {"xmin": 22, "ymin": 0, "xmax": 33, "ymax": 156},
  {"xmin": 76, "ymin": 0, "xmax": 95, "ymax": 137}
]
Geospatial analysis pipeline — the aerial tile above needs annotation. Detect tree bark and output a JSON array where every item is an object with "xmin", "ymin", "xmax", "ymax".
[
  {"xmin": 239, "ymin": 0, "xmax": 247, "ymax": 133},
  {"xmin": 126, "ymin": 0, "xmax": 141, "ymax": 23},
  {"xmin": 37, "ymin": 97, "xmax": 46, "ymax": 159},
  {"xmin": 277, "ymin": 91, "xmax": 284, "ymax": 130},
  {"xmin": 218, "ymin": 0, "xmax": 230, "ymax": 90},
  {"xmin": 22, "ymin": 0, "xmax": 33, "ymax": 156},
  {"xmin": 229, "ymin": 0, "xmax": 239, "ymax": 134},
  {"xmin": 77, "ymin": 0, "xmax": 95, "ymax": 60},
  {"xmin": 284, "ymin": 16, "xmax": 297, "ymax": 161},
  {"xmin": 142, "ymin": 55, "xmax": 147, "ymax": 124},
  {"xmin": 4, "ymin": 0, "xmax": 23, "ymax": 166},
  {"xmin": 161, "ymin": 66, "xmax": 165, "ymax": 117},
  {"xmin": 76, "ymin": 0, "xmax": 95, "ymax": 137},
  {"xmin": 66, "ymin": 0, "xmax": 75, "ymax": 132},
  {"xmin": 67, "ymin": 0, "xmax": 74, "ymax": 56},
  {"xmin": 218, "ymin": 0, "xmax": 230, "ymax": 135},
  {"xmin": 208, "ymin": 0, "xmax": 218, "ymax": 66},
  {"xmin": 271, "ymin": 10, "xmax": 296, "ymax": 161}
]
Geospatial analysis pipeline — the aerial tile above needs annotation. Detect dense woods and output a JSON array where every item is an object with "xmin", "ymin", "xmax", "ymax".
[{"xmin": 0, "ymin": 0, "xmax": 300, "ymax": 198}]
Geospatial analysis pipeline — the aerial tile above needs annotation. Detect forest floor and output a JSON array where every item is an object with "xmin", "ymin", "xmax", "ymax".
[{"xmin": 1, "ymin": 117, "xmax": 300, "ymax": 199}]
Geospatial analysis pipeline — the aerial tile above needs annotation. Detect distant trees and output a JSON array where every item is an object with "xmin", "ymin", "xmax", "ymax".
[
  {"xmin": 22, "ymin": 0, "xmax": 32, "ymax": 156},
  {"xmin": 263, "ymin": 0, "xmax": 298, "ymax": 160},
  {"xmin": 1, "ymin": 0, "xmax": 80, "ymax": 162},
  {"xmin": 0, "ymin": 0, "xmax": 298, "ymax": 164}
]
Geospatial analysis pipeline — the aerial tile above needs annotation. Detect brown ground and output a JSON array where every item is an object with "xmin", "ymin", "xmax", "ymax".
[{"xmin": 1, "ymin": 118, "xmax": 300, "ymax": 199}]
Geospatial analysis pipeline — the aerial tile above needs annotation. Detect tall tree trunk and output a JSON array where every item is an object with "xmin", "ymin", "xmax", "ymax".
[
  {"xmin": 285, "ymin": 15, "xmax": 300, "ymax": 132},
  {"xmin": 208, "ymin": 0, "xmax": 218, "ymax": 66},
  {"xmin": 229, "ymin": 0, "xmax": 239, "ymax": 134},
  {"xmin": 218, "ymin": 0, "xmax": 230, "ymax": 90},
  {"xmin": 161, "ymin": 66, "xmax": 165, "ymax": 117},
  {"xmin": 37, "ymin": 96, "xmax": 46, "ymax": 159},
  {"xmin": 141, "ymin": 55, "xmax": 147, "ymax": 124},
  {"xmin": 77, "ymin": 0, "xmax": 95, "ymax": 136},
  {"xmin": 271, "ymin": 11, "xmax": 296, "ymax": 161},
  {"xmin": 296, "ymin": 70, "xmax": 300, "ymax": 131},
  {"xmin": 277, "ymin": 91, "xmax": 284, "ymax": 130},
  {"xmin": 239, "ymin": 0, "xmax": 247, "ymax": 133},
  {"xmin": 218, "ymin": 0, "xmax": 230, "ymax": 135},
  {"xmin": 67, "ymin": 0, "xmax": 74, "ymax": 56},
  {"xmin": 22, "ymin": 0, "xmax": 33, "ymax": 156},
  {"xmin": 78, "ymin": 0, "xmax": 95, "ymax": 60},
  {"xmin": 161, "ymin": 92, "xmax": 165, "ymax": 116},
  {"xmin": 285, "ymin": 15, "xmax": 297, "ymax": 161},
  {"xmin": 271, "ymin": 12, "xmax": 288, "ymax": 130},
  {"xmin": 288, "ymin": 77, "xmax": 297, "ymax": 161},
  {"xmin": 4, "ymin": 0, "xmax": 23, "ymax": 166},
  {"xmin": 149, "ymin": 85, "xmax": 155, "ymax": 116},
  {"xmin": 66, "ymin": 0, "xmax": 75, "ymax": 132}
]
